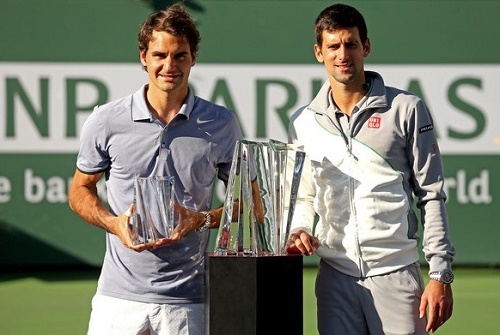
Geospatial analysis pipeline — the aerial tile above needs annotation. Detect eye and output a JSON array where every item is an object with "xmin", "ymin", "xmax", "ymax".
[
  {"xmin": 151, "ymin": 51, "xmax": 167, "ymax": 59},
  {"xmin": 174, "ymin": 51, "xmax": 189, "ymax": 61},
  {"xmin": 328, "ymin": 44, "xmax": 340, "ymax": 51}
]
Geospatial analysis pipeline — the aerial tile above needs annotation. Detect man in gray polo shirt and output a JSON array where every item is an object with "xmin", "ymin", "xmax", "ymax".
[{"xmin": 68, "ymin": 4, "xmax": 242, "ymax": 335}]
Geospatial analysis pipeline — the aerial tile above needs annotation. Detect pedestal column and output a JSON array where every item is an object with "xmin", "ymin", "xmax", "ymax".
[{"xmin": 205, "ymin": 254, "xmax": 303, "ymax": 335}]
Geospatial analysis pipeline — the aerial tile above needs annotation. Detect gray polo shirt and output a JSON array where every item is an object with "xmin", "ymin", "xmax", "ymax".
[{"xmin": 76, "ymin": 85, "xmax": 242, "ymax": 303}]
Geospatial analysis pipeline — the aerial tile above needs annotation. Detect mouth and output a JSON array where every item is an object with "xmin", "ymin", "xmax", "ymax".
[
  {"xmin": 159, "ymin": 73, "xmax": 179, "ymax": 81},
  {"xmin": 336, "ymin": 63, "xmax": 352, "ymax": 72}
]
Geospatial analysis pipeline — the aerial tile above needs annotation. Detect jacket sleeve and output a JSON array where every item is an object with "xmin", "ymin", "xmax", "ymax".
[{"xmin": 407, "ymin": 99, "xmax": 456, "ymax": 273}]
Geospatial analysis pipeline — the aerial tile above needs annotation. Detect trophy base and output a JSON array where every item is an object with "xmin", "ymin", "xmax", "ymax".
[{"xmin": 205, "ymin": 253, "xmax": 303, "ymax": 335}]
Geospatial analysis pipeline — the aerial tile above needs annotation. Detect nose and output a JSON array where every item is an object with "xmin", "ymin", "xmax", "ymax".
[
  {"xmin": 163, "ymin": 55, "xmax": 175, "ymax": 70},
  {"xmin": 337, "ymin": 45, "xmax": 348, "ymax": 60}
]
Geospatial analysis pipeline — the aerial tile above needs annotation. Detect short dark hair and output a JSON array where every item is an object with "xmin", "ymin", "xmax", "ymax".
[
  {"xmin": 314, "ymin": 3, "xmax": 368, "ymax": 45},
  {"xmin": 138, "ymin": 3, "xmax": 201, "ymax": 58}
]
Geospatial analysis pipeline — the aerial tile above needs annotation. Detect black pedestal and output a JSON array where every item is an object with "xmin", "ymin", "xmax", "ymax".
[{"xmin": 205, "ymin": 254, "xmax": 303, "ymax": 335}]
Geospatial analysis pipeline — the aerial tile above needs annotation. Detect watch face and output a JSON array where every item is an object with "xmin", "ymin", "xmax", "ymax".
[{"xmin": 442, "ymin": 270, "xmax": 454, "ymax": 284}]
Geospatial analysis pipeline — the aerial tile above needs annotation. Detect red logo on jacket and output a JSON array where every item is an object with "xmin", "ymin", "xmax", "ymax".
[{"xmin": 368, "ymin": 116, "xmax": 381, "ymax": 128}]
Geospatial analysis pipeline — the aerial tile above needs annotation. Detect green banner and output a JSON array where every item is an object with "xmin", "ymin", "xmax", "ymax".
[{"xmin": 1, "ymin": 0, "xmax": 499, "ymax": 267}]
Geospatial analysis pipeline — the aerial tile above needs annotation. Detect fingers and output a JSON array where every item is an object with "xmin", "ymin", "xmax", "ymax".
[
  {"xmin": 426, "ymin": 307, "xmax": 452, "ymax": 333},
  {"xmin": 424, "ymin": 297, "xmax": 453, "ymax": 332},
  {"xmin": 123, "ymin": 204, "xmax": 135, "ymax": 217},
  {"xmin": 294, "ymin": 239, "xmax": 313, "ymax": 255},
  {"xmin": 426, "ymin": 309, "xmax": 438, "ymax": 333},
  {"xmin": 287, "ymin": 231, "xmax": 317, "ymax": 255},
  {"xmin": 129, "ymin": 243, "xmax": 150, "ymax": 252},
  {"xmin": 122, "ymin": 205, "xmax": 134, "ymax": 230},
  {"xmin": 426, "ymin": 315, "xmax": 445, "ymax": 333},
  {"xmin": 286, "ymin": 244, "xmax": 302, "ymax": 255},
  {"xmin": 130, "ymin": 233, "xmax": 184, "ymax": 251}
]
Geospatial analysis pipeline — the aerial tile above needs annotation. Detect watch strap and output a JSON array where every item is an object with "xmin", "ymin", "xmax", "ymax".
[{"xmin": 429, "ymin": 269, "xmax": 454, "ymax": 284}]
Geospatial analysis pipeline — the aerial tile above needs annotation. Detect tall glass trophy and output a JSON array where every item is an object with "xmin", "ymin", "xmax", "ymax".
[
  {"xmin": 130, "ymin": 175, "xmax": 175, "ymax": 245},
  {"xmin": 214, "ymin": 139, "xmax": 305, "ymax": 256},
  {"xmin": 207, "ymin": 140, "xmax": 305, "ymax": 335}
]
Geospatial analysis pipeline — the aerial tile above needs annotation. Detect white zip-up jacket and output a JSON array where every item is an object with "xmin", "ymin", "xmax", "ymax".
[{"xmin": 288, "ymin": 71, "xmax": 455, "ymax": 278}]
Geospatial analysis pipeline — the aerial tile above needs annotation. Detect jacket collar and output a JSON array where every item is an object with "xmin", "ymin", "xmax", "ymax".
[{"xmin": 308, "ymin": 71, "xmax": 388, "ymax": 117}]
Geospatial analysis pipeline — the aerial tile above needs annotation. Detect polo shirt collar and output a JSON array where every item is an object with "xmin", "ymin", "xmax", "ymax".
[{"xmin": 131, "ymin": 84, "xmax": 195, "ymax": 121}]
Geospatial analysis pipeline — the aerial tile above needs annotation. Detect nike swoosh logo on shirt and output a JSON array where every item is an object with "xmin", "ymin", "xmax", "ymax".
[{"xmin": 197, "ymin": 117, "xmax": 214, "ymax": 124}]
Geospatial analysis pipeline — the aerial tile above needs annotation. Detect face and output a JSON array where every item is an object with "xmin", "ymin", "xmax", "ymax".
[
  {"xmin": 140, "ymin": 30, "xmax": 196, "ymax": 95},
  {"xmin": 314, "ymin": 27, "xmax": 370, "ymax": 89}
]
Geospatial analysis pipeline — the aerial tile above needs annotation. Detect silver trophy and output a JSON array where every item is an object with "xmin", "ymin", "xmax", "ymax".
[
  {"xmin": 131, "ymin": 175, "xmax": 175, "ymax": 245},
  {"xmin": 214, "ymin": 139, "xmax": 305, "ymax": 256}
]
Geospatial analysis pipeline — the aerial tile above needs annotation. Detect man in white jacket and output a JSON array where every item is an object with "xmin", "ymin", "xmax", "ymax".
[{"xmin": 286, "ymin": 3, "xmax": 455, "ymax": 334}]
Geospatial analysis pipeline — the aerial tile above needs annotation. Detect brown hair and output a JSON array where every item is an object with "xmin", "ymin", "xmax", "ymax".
[
  {"xmin": 138, "ymin": 3, "xmax": 201, "ymax": 58},
  {"xmin": 315, "ymin": 3, "xmax": 368, "ymax": 46}
]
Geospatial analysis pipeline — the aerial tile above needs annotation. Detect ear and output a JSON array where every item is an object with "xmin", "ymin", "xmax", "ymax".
[
  {"xmin": 363, "ymin": 38, "xmax": 371, "ymax": 57},
  {"xmin": 191, "ymin": 52, "xmax": 197, "ymax": 67},
  {"xmin": 314, "ymin": 44, "xmax": 324, "ymax": 63},
  {"xmin": 139, "ymin": 50, "xmax": 147, "ymax": 67}
]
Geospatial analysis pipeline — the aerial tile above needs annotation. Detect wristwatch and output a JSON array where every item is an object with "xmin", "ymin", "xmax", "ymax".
[
  {"xmin": 196, "ymin": 211, "xmax": 212, "ymax": 232},
  {"xmin": 429, "ymin": 269, "xmax": 454, "ymax": 284}
]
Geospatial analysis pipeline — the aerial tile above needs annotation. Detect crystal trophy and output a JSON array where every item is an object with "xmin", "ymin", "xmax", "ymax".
[
  {"xmin": 131, "ymin": 175, "xmax": 175, "ymax": 245},
  {"xmin": 214, "ymin": 139, "xmax": 305, "ymax": 256}
]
